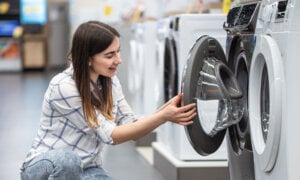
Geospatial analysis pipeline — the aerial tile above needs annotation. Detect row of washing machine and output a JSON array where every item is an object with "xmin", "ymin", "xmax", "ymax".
[{"xmin": 127, "ymin": 0, "xmax": 300, "ymax": 179}]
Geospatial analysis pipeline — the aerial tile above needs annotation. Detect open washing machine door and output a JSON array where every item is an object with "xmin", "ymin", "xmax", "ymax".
[
  {"xmin": 249, "ymin": 35, "xmax": 283, "ymax": 172},
  {"xmin": 181, "ymin": 35, "xmax": 244, "ymax": 155}
]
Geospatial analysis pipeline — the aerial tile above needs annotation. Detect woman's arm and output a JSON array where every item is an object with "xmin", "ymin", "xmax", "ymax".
[{"xmin": 111, "ymin": 93, "xmax": 196, "ymax": 145}]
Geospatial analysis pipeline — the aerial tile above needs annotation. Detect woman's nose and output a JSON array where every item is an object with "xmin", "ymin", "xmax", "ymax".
[{"xmin": 115, "ymin": 53, "xmax": 122, "ymax": 64}]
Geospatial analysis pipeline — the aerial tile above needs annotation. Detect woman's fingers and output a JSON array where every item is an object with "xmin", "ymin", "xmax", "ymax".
[
  {"xmin": 177, "ymin": 107, "xmax": 196, "ymax": 118},
  {"xmin": 177, "ymin": 120, "xmax": 193, "ymax": 126},
  {"xmin": 173, "ymin": 108, "xmax": 197, "ymax": 125},
  {"xmin": 178, "ymin": 103, "xmax": 196, "ymax": 113},
  {"xmin": 176, "ymin": 112, "xmax": 196, "ymax": 125}
]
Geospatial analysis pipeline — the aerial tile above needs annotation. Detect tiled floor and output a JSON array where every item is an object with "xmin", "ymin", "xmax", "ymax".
[{"xmin": 0, "ymin": 69, "xmax": 165, "ymax": 180}]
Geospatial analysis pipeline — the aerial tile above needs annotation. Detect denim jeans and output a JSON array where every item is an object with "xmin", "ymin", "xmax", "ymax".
[{"xmin": 20, "ymin": 149, "xmax": 112, "ymax": 180}]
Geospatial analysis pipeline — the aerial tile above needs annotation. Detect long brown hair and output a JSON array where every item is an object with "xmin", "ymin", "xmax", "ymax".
[{"xmin": 69, "ymin": 21, "xmax": 120, "ymax": 128}]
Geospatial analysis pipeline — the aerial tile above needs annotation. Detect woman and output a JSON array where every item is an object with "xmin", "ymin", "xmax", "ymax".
[{"xmin": 20, "ymin": 21, "xmax": 196, "ymax": 180}]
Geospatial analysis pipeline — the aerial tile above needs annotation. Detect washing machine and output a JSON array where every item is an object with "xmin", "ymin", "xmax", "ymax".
[
  {"xmin": 181, "ymin": 1, "xmax": 261, "ymax": 179},
  {"xmin": 155, "ymin": 17, "xmax": 173, "ymax": 146},
  {"xmin": 140, "ymin": 21, "xmax": 159, "ymax": 116},
  {"xmin": 162, "ymin": 14, "xmax": 228, "ymax": 161},
  {"xmin": 128, "ymin": 21, "xmax": 158, "ymax": 117},
  {"xmin": 248, "ymin": 0, "xmax": 300, "ymax": 179},
  {"xmin": 128, "ymin": 23, "xmax": 144, "ymax": 117},
  {"xmin": 155, "ymin": 18, "xmax": 172, "ymax": 110}
]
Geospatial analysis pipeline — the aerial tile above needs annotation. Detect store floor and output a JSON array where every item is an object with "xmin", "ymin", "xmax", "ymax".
[{"xmin": 0, "ymin": 69, "xmax": 165, "ymax": 180}]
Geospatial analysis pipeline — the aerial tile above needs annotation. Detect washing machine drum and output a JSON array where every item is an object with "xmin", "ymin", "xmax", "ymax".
[{"xmin": 181, "ymin": 35, "xmax": 244, "ymax": 155}]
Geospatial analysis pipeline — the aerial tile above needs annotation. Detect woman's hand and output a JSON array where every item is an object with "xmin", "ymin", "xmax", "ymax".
[
  {"xmin": 157, "ymin": 93, "xmax": 196, "ymax": 126},
  {"xmin": 111, "ymin": 93, "xmax": 196, "ymax": 144}
]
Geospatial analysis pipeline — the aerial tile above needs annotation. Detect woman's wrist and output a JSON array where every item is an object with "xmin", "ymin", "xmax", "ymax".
[{"xmin": 153, "ymin": 110, "xmax": 167, "ymax": 124}]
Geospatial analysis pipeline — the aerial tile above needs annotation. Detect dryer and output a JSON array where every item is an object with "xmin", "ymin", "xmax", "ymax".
[
  {"xmin": 249, "ymin": 0, "xmax": 300, "ymax": 179},
  {"xmin": 181, "ymin": 1, "xmax": 261, "ymax": 179},
  {"xmin": 162, "ymin": 14, "xmax": 228, "ymax": 161}
]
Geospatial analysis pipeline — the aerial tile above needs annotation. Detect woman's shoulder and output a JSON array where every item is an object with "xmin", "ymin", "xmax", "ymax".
[
  {"xmin": 50, "ymin": 66, "xmax": 74, "ymax": 85},
  {"xmin": 111, "ymin": 75, "xmax": 121, "ymax": 87},
  {"xmin": 48, "ymin": 67, "xmax": 78, "ymax": 96}
]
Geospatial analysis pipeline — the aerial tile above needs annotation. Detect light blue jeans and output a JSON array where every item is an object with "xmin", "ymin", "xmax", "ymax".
[{"xmin": 20, "ymin": 149, "xmax": 112, "ymax": 180}]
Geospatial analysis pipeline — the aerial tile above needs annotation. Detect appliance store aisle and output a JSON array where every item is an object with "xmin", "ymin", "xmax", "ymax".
[{"xmin": 0, "ymin": 70, "xmax": 165, "ymax": 180}]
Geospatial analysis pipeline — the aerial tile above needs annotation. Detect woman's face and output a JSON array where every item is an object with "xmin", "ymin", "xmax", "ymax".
[{"xmin": 89, "ymin": 37, "xmax": 122, "ymax": 82}]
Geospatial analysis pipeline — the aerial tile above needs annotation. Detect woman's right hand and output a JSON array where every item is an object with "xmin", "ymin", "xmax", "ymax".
[{"xmin": 157, "ymin": 93, "xmax": 196, "ymax": 126}]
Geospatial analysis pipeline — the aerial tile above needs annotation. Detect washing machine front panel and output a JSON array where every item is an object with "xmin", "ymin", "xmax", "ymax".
[
  {"xmin": 181, "ymin": 35, "xmax": 244, "ymax": 156},
  {"xmin": 249, "ymin": 35, "xmax": 283, "ymax": 172}
]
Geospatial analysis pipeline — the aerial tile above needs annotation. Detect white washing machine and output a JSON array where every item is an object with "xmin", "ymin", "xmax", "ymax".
[
  {"xmin": 249, "ymin": 0, "xmax": 300, "ymax": 179},
  {"xmin": 140, "ymin": 21, "xmax": 159, "ymax": 116},
  {"xmin": 162, "ymin": 14, "xmax": 228, "ymax": 161},
  {"xmin": 155, "ymin": 17, "xmax": 173, "ymax": 146},
  {"xmin": 128, "ymin": 21, "xmax": 159, "ymax": 118},
  {"xmin": 155, "ymin": 18, "xmax": 172, "ymax": 110},
  {"xmin": 181, "ymin": 2, "xmax": 262, "ymax": 179},
  {"xmin": 128, "ymin": 23, "xmax": 144, "ymax": 117}
]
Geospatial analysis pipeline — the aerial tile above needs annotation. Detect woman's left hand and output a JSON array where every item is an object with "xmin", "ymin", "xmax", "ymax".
[{"xmin": 157, "ymin": 93, "xmax": 196, "ymax": 125}]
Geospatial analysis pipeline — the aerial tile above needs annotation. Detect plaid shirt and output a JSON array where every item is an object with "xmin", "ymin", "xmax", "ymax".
[{"xmin": 24, "ymin": 66, "xmax": 137, "ymax": 168}]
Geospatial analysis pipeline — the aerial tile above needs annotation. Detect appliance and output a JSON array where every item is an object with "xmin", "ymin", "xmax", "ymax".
[
  {"xmin": 248, "ymin": 0, "xmax": 300, "ymax": 179},
  {"xmin": 20, "ymin": 0, "xmax": 47, "ymax": 33},
  {"xmin": 155, "ymin": 18, "xmax": 171, "ymax": 110},
  {"xmin": 48, "ymin": 1, "xmax": 70, "ymax": 68},
  {"xmin": 128, "ymin": 23, "xmax": 145, "ymax": 117},
  {"xmin": 0, "ymin": 0, "xmax": 22, "ymax": 72},
  {"xmin": 0, "ymin": 38, "xmax": 22, "ymax": 71},
  {"xmin": 161, "ymin": 14, "xmax": 228, "ymax": 160},
  {"xmin": 141, "ymin": 21, "xmax": 159, "ymax": 116},
  {"xmin": 128, "ymin": 21, "xmax": 158, "ymax": 117},
  {"xmin": 181, "ymin": 1, "xmax": 261, "ymax": 179},
  {"xmin": 0, "ymin": 20, "xmax": 19, "ymax": 37},
  {"xmin": 155, "ymin": 17, "xmax": 173, "ymax": 146},
  {"xmin": 20, "ymin": 0, "xmax": 47, "ymax": 25}
]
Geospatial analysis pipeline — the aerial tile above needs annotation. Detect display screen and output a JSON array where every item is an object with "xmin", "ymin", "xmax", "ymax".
[
  {"xmin": 0, "ymin": 20, "xmax": 19, "ymax": 37},
  {"xmin": 0, "ymin": 0, "xmax": 20, "ymax": 15},
  {"xmin": 0, "ymin": 39, "xmax": 21, "ymax": 61},
  {"xmin": 20, "ymin": 0, "xmax": 47, "ymax": 25}
]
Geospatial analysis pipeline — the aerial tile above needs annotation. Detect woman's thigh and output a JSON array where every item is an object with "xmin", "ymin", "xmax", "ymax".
[{"xmin": 21, "ymin": 149, "xmax": 83, "ymax": 180}]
